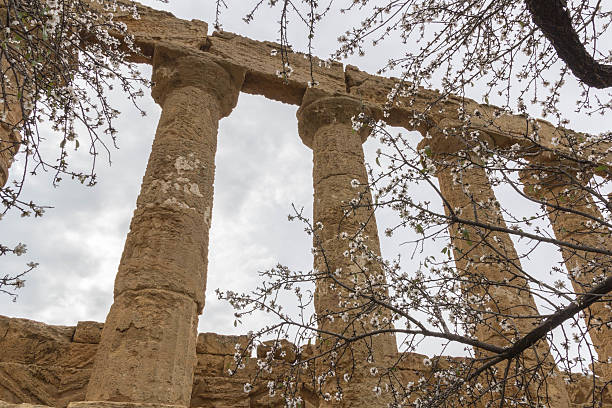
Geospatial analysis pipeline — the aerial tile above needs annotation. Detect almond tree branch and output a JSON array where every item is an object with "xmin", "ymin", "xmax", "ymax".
[{"xmin": 525, "ymin": 0, "xmax": 612, "ymax": 88}]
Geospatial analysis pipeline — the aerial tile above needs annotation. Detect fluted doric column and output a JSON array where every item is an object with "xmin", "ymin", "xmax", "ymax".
[
  {"xmin": 522, "ymin": 168, "xmax": 612, "ymax": 380},
  {"xmin": 82, "ymin": 47, "xmax": 244, "ymax": 407},
  {"xmin": 297, "ymin": 90, "xmax": 397, "ymax": 406},
  {"xmin": 419, "ymin": 129, "xmax": 570, "ymax": 407}
]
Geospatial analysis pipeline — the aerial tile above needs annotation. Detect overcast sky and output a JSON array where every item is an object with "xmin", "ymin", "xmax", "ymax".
[{"xmin": 1, "ymin": 1, "xmax": 609, "ymax": 358}]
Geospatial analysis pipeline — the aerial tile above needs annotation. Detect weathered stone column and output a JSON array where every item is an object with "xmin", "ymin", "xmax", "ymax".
[
  {"xmin": 82, "ymin": 47, "xmax": 244, "ymax": 407},
  {"xmin": 0, "ymin": 53, "xmax": 24, "ymax": 188},
  {"xmin": 419, "ymin": 129, "xmax": 570, "ymax": 407},
  {"xmin": 297, "ymin": 90, "xmax": 397, "ymax": 406},
  {"xmin": 522, "ymin": 168, "xmax": 612, "ymax": 380}
]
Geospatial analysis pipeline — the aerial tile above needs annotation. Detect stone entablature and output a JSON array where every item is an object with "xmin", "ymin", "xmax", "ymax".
[
  {"xmin": 2, "ymin": 0, "xmax": 610, "ymax": 187},
  {"xmin": 103, "ymin": 1, "xmax": 610, "ymax": 168}
]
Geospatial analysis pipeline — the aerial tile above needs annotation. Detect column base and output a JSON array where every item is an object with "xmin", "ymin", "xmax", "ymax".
[{"xmin": 68, "ymin": 402, "xmax": 187, "ymax": 408}]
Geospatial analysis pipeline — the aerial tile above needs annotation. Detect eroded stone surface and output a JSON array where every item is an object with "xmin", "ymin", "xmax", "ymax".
[
  {"xmin": 69, "ymin": 402, "xmax": 184, "ymax": 408},
  {"xmin": 297, "ymin": 92, "xmax": 398, "ymax": 407},
  {"xmin": 1, "ymin": 2, "xmax": 609, "ymax": 408},
  {"xmin": 83, "ymin": 0, "xmax": 208, "ymax": 64},
  {"xmin": 86, "ymin": 49, "xmax": 244, "ymax": 405},
  {"xmin": 1, "ymin": 315, "xmax": 610, "ymax": 407},
  {"xmin": 196, "ymin": 333, "xmax": 249, "ymax": 356},
  {"xmin": 420, "ymin": 130, "xmax": 572, "ymax": 407},
  {"xmin": 85, "ymin": 290, "xmax": 198, "ymax": 405},
  {"xmin": 72, "ymin": 322, "xmax": 103, "ymax": 345},
  {"xmin": 0, "ymin": 55, "xmax": 25, "ymax": 188},
  {"xmin": 207, "ymin": 32, "xmax": 346, "ymax": 105},
  {"xmin": 0, "ymin": 401, "xmax": 54, "ymax": 408},
  {"xmin": 0, "ymin": 316, "xmax": 74, "ymax": 367},
  {"xmin": 522, "ymin": 170, "xmax": 612, "ymax": 380}
]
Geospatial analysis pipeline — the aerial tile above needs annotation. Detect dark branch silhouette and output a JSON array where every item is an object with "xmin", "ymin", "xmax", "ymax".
[{"xmin": 525, "ymin": 0, "xmax": 612, "ymax": 88}]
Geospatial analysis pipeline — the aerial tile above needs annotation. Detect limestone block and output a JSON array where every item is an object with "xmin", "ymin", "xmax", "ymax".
[
  {"xmin": 84, "ymin": 0, "xmax": 208, "ymax": 63},
  {"xmin": 85, "ymin": 289, "xmax": 198, "ymax": 406},
  {"xmin": 206, "ymin": 31, "xmax": 345, "ymax": 105},
  {"xmin": 565, "ymin": 374, "xmax": 612, "ymax": 406},
  {"xmin": 60, "ymin": 344, "xmax": 98, "ymax": 370},
  {"xmin": 195, "ymin": 333, "xmax": 249, "ymax": 356},
  {"xmin": 0, "ymin": 402, "xmax": 53, "ymax": 408},
  {"xmin": 222, "ymin": 355, "xmax": 260, "ymax": 379},
  {"xmin": 0, "ymin": 363, "xmax": 61, "ymax": 406},
  {"xmin": 256, "ymin": 339, "xmax": 297, "ymax": 363},
  {"xmin": 346, "ymin": 66, "xmax": 612, "ymax": 171},
  {"xmin": 345, "ymin": 64, "xmax": 437, "ymax": 132},
  {"xmin": 194, "ymin": 354, "xmax": 225, "ymax": 378},
  {"xmin": 395, "ymin": 352, "xmax": 429, "ymax": 371},
  {"xmin": 72, "ymin": 322, "xmax": 103, "ymax": 344},
  {"xmin": 190, "ymin": 377, "xmax": 249, "ymax": 408},
  {"xmin": 248, "ymin": 392, "xmax": 286, "ymax": 408},
  {"xmin": 56, "ymin": 369, "xmax": 92, "ymax": 408},
  {"xmin": 0, "ymin": 315, "xmax": 74, "ymax": 366}
]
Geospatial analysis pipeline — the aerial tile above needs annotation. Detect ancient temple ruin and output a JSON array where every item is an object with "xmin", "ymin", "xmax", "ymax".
[{"xmin": 1, "ymin": 2, "xmax": 611, "ymax": 408}]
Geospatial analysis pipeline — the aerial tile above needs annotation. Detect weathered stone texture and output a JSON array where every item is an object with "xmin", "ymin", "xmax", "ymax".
[
  {"xmin": 85, "ymin": 290, "xmax": 198, "ymax": 405},
  {"xmin": 69, "ymin": 402, "xmax": 185, "ymax": 408},
  {"xmin": 206, "ymin": 32, "xmax": 346, "ymax": 105},
  {"xmin": 296, "ymin": 92, "xmax": 398, "ymax": 407},
  {"xmin": 2, "ymin": 2, "xmax": 610, "ymax": 407},
  {"xmin": 85, "ymin": 47, "xmax": 244, "ymax": 406},
  {"xmin": 419, "ymin": 131, "xmax": 573, "ymax": 407},
  {"xmin": 1, "ymin": 315, "xmax": 610, "ymax": 407},
  {"xmin": 72, "ymin": 322, "xmax": 103, "ymax": 345},
  {"xmin": 196, "ymin": 333, "xmax": 249, "ymax": 356},
  {"xmin": 0, "ymin": 316, "xmax": 74, "ymax": 366},
  {"xmin": 0, "ymin": 402, "xmax": 55, "ymax": 408},
  {"xmin": 83, "ymin": 0, "xmax": 208, "ymax": 64},
  {"xmin": 522, "ymin": 171, "xmax": 612, "ymax": 379},
  {"xmin": 0, "ymin": 56, "xmax": 25, "ymax": 188},
  {"xmin": 565, "ymin": 374, "xmax": 612, "ymax": 407}
]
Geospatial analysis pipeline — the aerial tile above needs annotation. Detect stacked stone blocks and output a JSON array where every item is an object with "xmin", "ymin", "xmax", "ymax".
[{"xmin": 0, "ymin": 1, "xmax": 610, "ymax": 407}]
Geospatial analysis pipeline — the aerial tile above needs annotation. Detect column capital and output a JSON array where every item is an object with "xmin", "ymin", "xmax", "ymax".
[
  {"xmin": 151, "ymin": 45, "xmax": 245, "ymax": 118},
  {"xmin": 296, "ymin": 89, "xmax": 372, "ymax": 149}
]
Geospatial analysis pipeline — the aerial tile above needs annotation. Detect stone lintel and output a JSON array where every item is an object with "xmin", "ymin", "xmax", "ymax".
[
  {"xmin": 83, "ymin": 0, "xmax": 207, "ymax": 64},
  {"xmin": 346, "ymin": 65, "xmax": 611, "ymax": 173},
  {"xmin": 104, "ymin": 1, "xmax": 608, "ymax": 172},
  {"xmin": 206, "ymin": 31, "xmax": 346, "ymax": 105}
]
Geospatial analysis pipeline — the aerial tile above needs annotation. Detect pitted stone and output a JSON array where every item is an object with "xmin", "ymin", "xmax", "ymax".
[
  {"xmin": 427, "ymin": 128, "xmax": 572, "ymax": 407},
  {"xmin": 521, "ymin": 169, "xmax": 612, "ymax": 379},
  {"xmin": 297, "ymin": 92, "xmax": 398, "ymax": 407},
  {"xmin": 297, "ymin": 89, "xmax": 374, "ymax": 149},
  {"xmin": 69, "ymin": 402, "xmax": 186, "ymax": 408},
  {"xmin": 85, "ymin": 289, "xmax": 198, "ymax": 406},
  {"xmin": 88, "ymin": 47, "xmax": 242, "ymax": 405},
  {"xmin": 151, "ymin": 45, "xmax": 244, "ymax": 118}
]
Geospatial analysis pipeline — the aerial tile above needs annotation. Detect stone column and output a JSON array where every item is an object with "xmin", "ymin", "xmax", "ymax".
[
  {"xmin": 522, "ymin": 168, "xmax": 612, "ymax": 380},
  {"xmin": 419, "ymin": 129, "xmax": 570, "ymax": 407},
  {"xmin": 0, "ymin": 52, "xmax": 24, "ymax": 188},
  {"xmin": 296, "ymin": 90, "xmax": 397, "ymax": 406},
  {"xmin": 82, "ymin": 47, "xmax": 244, "ymax": 407}
]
